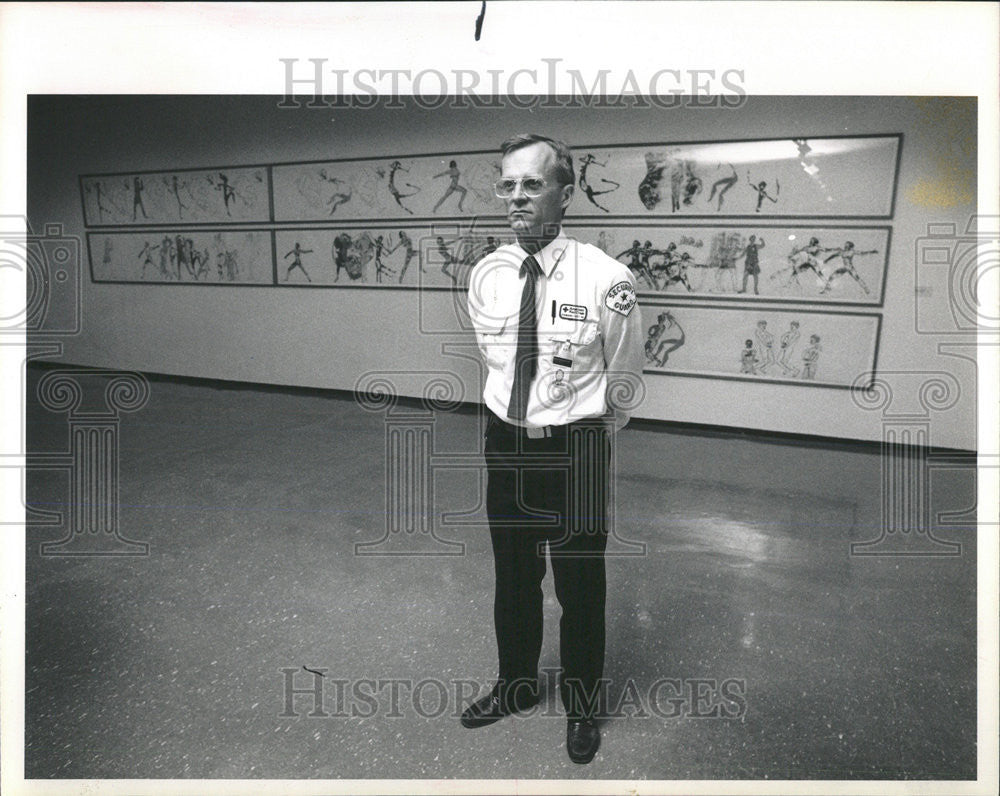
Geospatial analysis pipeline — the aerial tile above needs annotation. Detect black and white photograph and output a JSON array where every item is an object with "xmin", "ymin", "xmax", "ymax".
[{"xmin": 1, "ymin": 3, "xmax": 997, "ymax": 796}]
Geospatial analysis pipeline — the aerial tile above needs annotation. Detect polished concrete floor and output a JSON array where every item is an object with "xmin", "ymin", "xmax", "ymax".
[{"xmin": 23, "ymin": 366, "xmax": 977, "ymax": 781}]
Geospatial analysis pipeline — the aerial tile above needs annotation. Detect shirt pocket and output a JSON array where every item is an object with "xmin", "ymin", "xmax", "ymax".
[{"xmin": 543, "ymin": 319, "xmax": 600, "ymax": 369}]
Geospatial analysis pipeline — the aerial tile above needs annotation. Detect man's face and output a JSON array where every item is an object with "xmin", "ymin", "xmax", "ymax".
[{"xmin": 500, "ymin": 142, "xmax": 573, "ymax": 242}]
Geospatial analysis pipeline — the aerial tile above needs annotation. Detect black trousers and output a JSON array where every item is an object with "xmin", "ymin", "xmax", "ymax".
[{"xmin": 483, "ymin": 412, "xmax": 610, "ymax": 719}]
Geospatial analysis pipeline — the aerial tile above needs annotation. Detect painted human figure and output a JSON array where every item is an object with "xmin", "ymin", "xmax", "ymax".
[
  {"xmin": 775, "ymin": 237, "xmax": 829, "ymax": 288},
  {"xmin": 801, "ymin": 334, "xmax": 822, "ymax": 379},
  {"xmin": 754, "ymin": 320, "xmax": 776, "ymax": 374},
  {"xmin": 390, "ymin": 230, "xmax": 420, "ymax": 282},
  {"xmin": 332, "ymin": 234, "xmax": 352, "ymax": 282},
  {"xmin": 387, "ymin": 161, "xmax": 419, "ymax": 214},
  {"xmin": 616, "ymin": 240, "xmax": 655, "ymax": 289},
  {"xmin": 159, "ymin": 236, "xmax": 174, "ymax": 278},
  {"xmin": 215, "ymin": 173, "xmax": 236, "ymax": 216},
  {"xmin": 747, "ymin": 172, "xmax": 779, "ymax": 212},
  {"xmin": 638, "ymin": 240, "xmax": 662, "ymax": 287},
  {"xmin": 480, "ymin": 235, "xmax": 499, "ymax": 257},
  {"xmin": 174, "ymin": 234, "xmax": 191, "ymax": 279},
  {"xmin": 131, "ymin": 176, "xmax": 149, "ymax": 220},
  {"xmin": 92, "ymin": 180, "xmax": 113, "ymax": 221},
  {"xmin": 707, "ymin": 164, "xmax": 738, "ymax": 211},
  {"xmin": 820, "ymin": 241, "xmax": 877, "ymax": 295},
  {"xmin": 776, "ymin": 320, "xmax": 801, "ymax": 377},
  {"xmin": 645, "ymin": 311, "xmax": 685, "ymax": 366},
  {"xmin": 645, "ymin": 312, "xmax": 668, "ymax": 362},
  {"xmin": 168, "ymin": 175, "xmax": 188, "ymax": 218},
  {"xmin": 682, "ymin": 161, "xmax": 703, "ymax": 206},
  {"xmin": 670, "ymin": 163, "xmax": 685, "ymax": 212},
  {"xmin": 137, "ymin": 241, "xmax": 160, "ymax": 278},
  {"xmin": 433, "ymin": 160, "xmax": 468, "ymax": 213},
  {"xmin": 191, "ymin": 245, "xmax": 211, "ymax": 280},
  {"xmin": 435, "ymin": 234, "xmax": 463, "ymax": 284},
  {"xmin": 224, "ymin": 249, "xmax": 239, "ymax": 281},
  {"xmin": 578, "ymin": 154, "xmax": 621, "ymax": 213},
  {"xmin": 650, "ymin": 242, "xmax": 680, "ymax": 290},
  {"xmin": 662, "ymin": 252, "xmax": 694, "ymax": 292},
  {"xmin": 740, "ymin": 339, "xmax": 760, "ymax": 374},
  {"xmin": 320, "ymin": 170, "xmax": 353, "ymax": 215},
  {"xmin": 101, "ymin": 238, "xmax": 113, "ymax": 272},
  {"xmin": 711, "ymin": 241, "xmax": 740, "ymax": 294},
  {"xmin": 284, "ymin": 242, "xmax": 313, "ymax": 282},
  {"xmin": 373, "ymin": 235, "xmax": 395, "ymax": 283},
  {"xmin": 736, "ymin": 234, "xmax": 766, "ymax": 294},
  {"xmin": 638, "ymin": 152, "xmax": 667, "ymax": 210}
]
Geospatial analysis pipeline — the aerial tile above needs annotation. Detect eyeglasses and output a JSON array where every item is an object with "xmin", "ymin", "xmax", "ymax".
[{"xmin": 494, "ymin": 176, "xmax": 549, "ymax": 199}]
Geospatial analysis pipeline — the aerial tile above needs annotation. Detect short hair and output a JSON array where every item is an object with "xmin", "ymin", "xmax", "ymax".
[{"xmin": 500, "ymin": 134, "xmax": 575, "ymax": 186}]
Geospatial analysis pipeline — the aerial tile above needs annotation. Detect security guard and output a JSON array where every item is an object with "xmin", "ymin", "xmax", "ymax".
[{"xmin": 464, "ymin": 134, "xmax": 645, "ymax": 764}]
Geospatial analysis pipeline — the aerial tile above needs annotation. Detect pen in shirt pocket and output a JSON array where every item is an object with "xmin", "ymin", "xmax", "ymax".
[{"xmin": 551, "ymin": 300, "xmax": 556, "ymax": 324}]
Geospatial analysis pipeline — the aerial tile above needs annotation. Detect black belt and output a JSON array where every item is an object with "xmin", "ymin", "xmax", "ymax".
[{"xmin": 488, "ymin": 412, "xmax": 607, "ymax": 440}]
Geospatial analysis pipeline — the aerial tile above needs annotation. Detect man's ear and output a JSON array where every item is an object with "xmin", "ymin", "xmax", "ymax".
[{"xmin": 560, "ymin": 182, "xmax": 574, "ymax": 211}]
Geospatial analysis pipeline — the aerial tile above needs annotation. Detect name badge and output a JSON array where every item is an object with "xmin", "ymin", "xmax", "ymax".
[{"xmin": 559, "ymin": 303, "xmax": 588, "ymax": 322}]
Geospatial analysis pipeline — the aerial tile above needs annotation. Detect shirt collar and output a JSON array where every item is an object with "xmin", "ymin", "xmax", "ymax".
[{"xmin": 514, "ymin": 230, "xmax": 570, "ymax": 279}]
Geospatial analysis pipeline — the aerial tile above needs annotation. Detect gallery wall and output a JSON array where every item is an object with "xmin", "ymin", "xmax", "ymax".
[{"xmin": 26, "ymin": 96, "xmax": 978, "ymax": 449}]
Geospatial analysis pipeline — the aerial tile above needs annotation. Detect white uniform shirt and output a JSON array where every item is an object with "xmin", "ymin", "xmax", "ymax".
[{"xmin": 468, "ymin": 230, "xmax": 645, "ymax": 430}]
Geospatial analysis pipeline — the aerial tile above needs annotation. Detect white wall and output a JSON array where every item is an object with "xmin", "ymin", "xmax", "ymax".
[{"xmin": 27, "ymin": 96, "xmax": 978, "ymax": 449}]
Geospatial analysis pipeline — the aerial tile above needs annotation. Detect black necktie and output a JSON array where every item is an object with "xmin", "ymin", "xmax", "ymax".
[{"xmin": 506, "ymin": 254, "xmax": 541, "ymax": 421}]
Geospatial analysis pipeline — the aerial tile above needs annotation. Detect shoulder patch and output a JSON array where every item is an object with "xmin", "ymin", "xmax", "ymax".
[{"xmin": 605, "ymin": 280, "xmax": 637, "ymax": 317}]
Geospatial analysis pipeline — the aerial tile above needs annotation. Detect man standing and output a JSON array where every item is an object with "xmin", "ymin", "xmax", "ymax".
[{"xmin": 464, "ymin": 134, "xmax": 645, "ymax": 764}]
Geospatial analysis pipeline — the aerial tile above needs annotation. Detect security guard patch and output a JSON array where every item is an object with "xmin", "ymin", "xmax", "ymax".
[{"xmin": 605, "ymin": 281, "xmax": 637, "ymax": 316}]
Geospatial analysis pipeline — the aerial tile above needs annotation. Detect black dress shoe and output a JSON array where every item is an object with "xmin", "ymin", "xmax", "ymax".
[
  {"xmin": 460, "ymin": 688, "xmax": 539, "ymax": 728},
  {"xmin": 566, "ymin": 718, "xmax": 600, "ymax": 764}
]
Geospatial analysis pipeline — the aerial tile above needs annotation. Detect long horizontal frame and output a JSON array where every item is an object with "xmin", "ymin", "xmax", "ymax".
[
  {"xmin": 79, "ymin": 132, "xmax": 903, "ymax": 229},
  {"xmin": 639, "ymin": 299, "xmax": 883, "ymax": 390},
  {"xmin": 561, "ymin": 221, "xmax": 892, "ymax": 307}
]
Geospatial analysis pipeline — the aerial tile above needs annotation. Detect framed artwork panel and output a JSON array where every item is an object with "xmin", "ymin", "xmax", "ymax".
[
  {"xmin": 564, "ymin": 223, "xmax": 890, "ymax": 306},
  {"xmin": 81, "ymin": 166, "xmax": 270, "ymax": 227},
  {"xmin": 87, "ymin": 230, "xmax": 274, "ymax": 285},
  {"xmin": 567, "ymin": 135, "xmax": 901, "ymax": 219},
  {"xmin": 641, "ymin": 301, "xmax": 881, "ymax": 389},
  {"xmin": 273, "ymin": 221, "xmax": 515, "ymax": 289},
  {"xmin": 271, "ymin": 155, "xmax": 505, "ymax": 222}
]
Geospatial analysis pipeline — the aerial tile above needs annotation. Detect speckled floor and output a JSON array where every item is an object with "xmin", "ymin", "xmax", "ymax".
[{"xmin": 24, "ymin": 366, "xmax": 976, "ymax": 780}]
